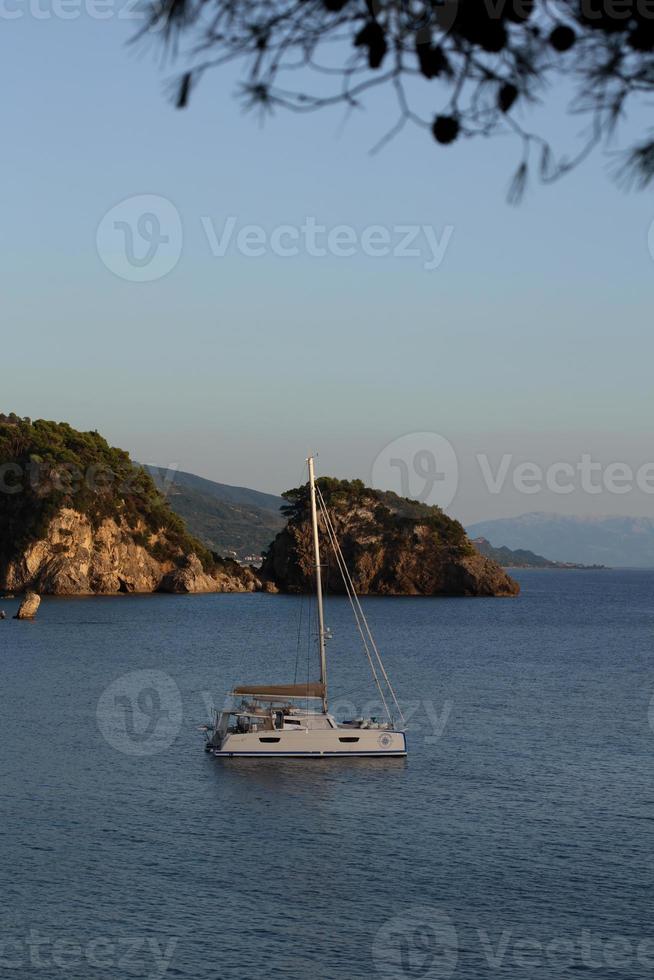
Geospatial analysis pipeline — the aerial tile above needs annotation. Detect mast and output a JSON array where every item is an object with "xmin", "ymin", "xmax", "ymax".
[{"xmin": 307, "ymin": 455, "xmax": 328, "ymax": 713}]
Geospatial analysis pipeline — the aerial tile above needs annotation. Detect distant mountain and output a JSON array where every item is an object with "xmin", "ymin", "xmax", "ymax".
[
  {"xmin": 467, "ymin": 514, "xmax": 654, "ymax": 567},
  {"xmin": 145, "ymin": 465, "xmax": 285, "ymax": 558},
  {"xmin": 471, "ymin": 537, "xmax": 603, "ymax": 570}
]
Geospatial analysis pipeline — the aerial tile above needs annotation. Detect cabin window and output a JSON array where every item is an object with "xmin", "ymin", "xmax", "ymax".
[
  {"xmin": 259, "ymin": 737, "xmax": 281, "ymax": 743},
  {"xmin": 338, "ymin": 736, "xmax": 360, "ymax": 743},
  {"xmin": 284, "ymin": 719, "xmax": 302, "ymax": 726}
]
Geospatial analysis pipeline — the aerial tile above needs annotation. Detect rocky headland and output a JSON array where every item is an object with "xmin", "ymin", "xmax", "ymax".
[
  {"xmin": 0, "ymin": 416, "xmax": 518, "ymax": 598},
  {"xmin": 261, "ymin": 478, "xmax": 519, "ymax": 597},
  {"xmin": 0, "ymin": 415, "xmax": 259, "ymax": 595}
]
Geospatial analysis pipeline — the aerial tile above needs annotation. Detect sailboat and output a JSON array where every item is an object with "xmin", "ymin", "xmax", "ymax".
[{"xmin": 204, "ymin": 456, "xmax": 407, "ymax": 759}]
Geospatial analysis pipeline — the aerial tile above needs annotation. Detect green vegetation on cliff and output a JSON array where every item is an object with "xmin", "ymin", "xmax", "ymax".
[
  {"xmin": 264, "ymin": 477, "xmax": 518, "ymax": 596},
  {"xmin": 280, "ymin": 477, "xmax": 474, "ymax": 552},
  {"xmin": 0, "ymin": 414, "xmax": 217, "ymax": 572}
]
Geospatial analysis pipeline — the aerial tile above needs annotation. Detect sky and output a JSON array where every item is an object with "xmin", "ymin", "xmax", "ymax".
[{"xmin": 1, "ymin": 8, "xmax": 653, "ymax": 525}]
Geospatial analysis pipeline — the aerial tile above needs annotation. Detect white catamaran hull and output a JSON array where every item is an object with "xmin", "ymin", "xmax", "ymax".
[{"xmin": 212, "ymin": 729, "xmax": 407, "ymax": 758}]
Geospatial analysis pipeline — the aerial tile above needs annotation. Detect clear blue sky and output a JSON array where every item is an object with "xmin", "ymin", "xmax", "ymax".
[{"xmin": 2, "ymin": 11, "xmax": 653, "ymax": 523}]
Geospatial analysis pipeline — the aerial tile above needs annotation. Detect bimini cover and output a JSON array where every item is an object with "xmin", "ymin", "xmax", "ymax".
[{"xmin": 232, "ymin": 682, "xmax": 325, "ymax": 700}]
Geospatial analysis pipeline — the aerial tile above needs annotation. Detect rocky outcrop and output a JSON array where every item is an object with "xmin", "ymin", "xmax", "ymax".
[
  {"xmin": 159, "ymin": 554, "xmax": 260, "ymax": 594},
  {"xmin": 3, "ymin": 509, "xmax": 161, "ymax": 594},
  {"xmin": 262, "ymin": 482, "xmax": 519, "ymax": 597},
  {"xmin": 159, "ymin": 554, "xmax": 223, "ymax": 594},
  {"xmin": 0, "ymin": 416, "xmax": 265, "ymax": 597},
  {"xmin": 214, "ymin": 563, "xmax": 260, "ymax": 593},
  {"xmin": 441, "ymin": 553, "xmax": 520, "ymax": 596},
  {"xmin": 14, "ymin": 591, "xmax": 40, "ymax": 619},
  {"xmin": 1, "ymin": 508, "xmax": 260, "ymax": 596}
]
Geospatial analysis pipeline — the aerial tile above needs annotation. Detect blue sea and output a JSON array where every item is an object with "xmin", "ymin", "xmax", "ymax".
[{"xmin": 1, "ymin": 569, "xmax": 653, "ymax": 980}]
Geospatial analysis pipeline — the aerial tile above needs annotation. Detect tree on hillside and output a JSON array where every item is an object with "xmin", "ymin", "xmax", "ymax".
[{"xmin": 139, "ymin": 0, "xmax": 654, "ymax": 198}]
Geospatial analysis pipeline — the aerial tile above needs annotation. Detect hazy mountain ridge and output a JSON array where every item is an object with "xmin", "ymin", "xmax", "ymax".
[
  {"xmin": 468, "ymin": 514, "xmax": 654, "ymax": 568},
  {"xmin": 471, "ymin": 537, "xmax": 604, "ymax": 570},
  {"xmin": 144, "ymin": 465, "xmax": 285, "ymax": 558}
]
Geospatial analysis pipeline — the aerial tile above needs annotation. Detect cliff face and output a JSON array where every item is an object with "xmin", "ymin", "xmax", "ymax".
[
  {"xmin": 0, "ymin": 416, "xmax": 261, "ymax": 595},
  {"xmin": 0, "ymin": 417, "xmax": 518, "ymax": 598},
  {"xmin": 0, "ymin": 507, "xmax": 259, "ymax": 595},
  {"xmin": 3, "ymin": 508, "xmax": 160, "ymax": 594},
  {"xmin": 262, "ymin": 480, "xmax": 519, "ymax": 597}
]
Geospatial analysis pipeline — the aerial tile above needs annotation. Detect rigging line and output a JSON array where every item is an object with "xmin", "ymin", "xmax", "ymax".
[
  {"xmin": 329, "ymin": 686, "xmax": 378, "ymax": 702},
  {"xmin": 306, "ymin": 594, "xmax": 313, "ymax": 712},
  {"xmin": 313, "ymin": 457, "xmax": 331, "ymax": 600},
  {"xmin": 293, "ymin": 592, "xmax": 304, "ymax": 686},
  {"xmin": 323, "ymin": 525, "xmax": 391, "ymax": 722},
  {"xmin": 316, "ymin": 484, "xmax": 404, "ymax": 721},
  {"xmin": 321, "ymin": 515, "xmax": 392, "ymax": 723},
  {"xmin": 315, "ymin": 490, "xmax": 393, "ymax": 724},
  {"xmin": 316, "ymin": 485, "xmax": 406, "ymax": 727}
]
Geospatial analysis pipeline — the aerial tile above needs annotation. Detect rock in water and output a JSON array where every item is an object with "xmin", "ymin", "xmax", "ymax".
[
  {"xmin": 15, "ymin": 592, "xmax": 41, "ymax": 619},
  {"xmin": 158, "ymin": 555, "xmax": 261, "ymax": 594},
  {"xmin": 159, "ymin": 555, "xmax": 225, "ymax": 594}
]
